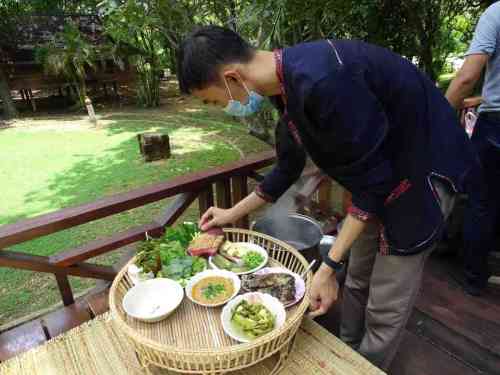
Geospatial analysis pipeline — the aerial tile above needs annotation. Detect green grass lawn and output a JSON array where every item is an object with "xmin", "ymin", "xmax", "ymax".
[{"xmin": 0, "ymin": 99, "xmax": 270, "ymax": 325}]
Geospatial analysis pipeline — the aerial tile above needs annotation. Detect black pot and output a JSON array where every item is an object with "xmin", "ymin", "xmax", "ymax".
[{"xmin": 252, "ymin": 213, "xmax": 323, "ymax": 270}]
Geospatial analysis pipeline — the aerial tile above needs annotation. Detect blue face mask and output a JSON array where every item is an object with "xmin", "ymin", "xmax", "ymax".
[{"xmin": 223, "ymin": 79, "xmax": 264, "ymax": 117}]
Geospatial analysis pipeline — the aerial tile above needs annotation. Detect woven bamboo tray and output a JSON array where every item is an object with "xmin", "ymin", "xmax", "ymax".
[{"xmin": 109, "ymin": 228, "xmax": 312, "ymax": 375}]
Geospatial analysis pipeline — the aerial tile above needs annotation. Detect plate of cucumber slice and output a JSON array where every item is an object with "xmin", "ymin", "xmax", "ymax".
[{"xmin": 208, "ymin": 242, "xmax": 268, "ymax": 275}]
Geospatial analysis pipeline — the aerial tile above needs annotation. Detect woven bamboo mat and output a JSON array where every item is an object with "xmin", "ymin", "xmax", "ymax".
[{"xmin": 0, "ymin": 313, "xmax": 385, "ymax": 375}]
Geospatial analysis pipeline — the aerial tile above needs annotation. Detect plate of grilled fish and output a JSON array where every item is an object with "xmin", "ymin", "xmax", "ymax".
[{"xmin": 240, "ymin": 267, "xmax": 306, "ymax": 308}]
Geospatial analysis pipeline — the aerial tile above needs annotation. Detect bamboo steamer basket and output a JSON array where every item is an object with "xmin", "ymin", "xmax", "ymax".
[{"xmin": 109, "ymin": 228, "xmax": 313, "ymax": 374}]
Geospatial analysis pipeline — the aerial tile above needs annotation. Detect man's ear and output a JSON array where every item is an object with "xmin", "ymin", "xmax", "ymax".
[{"xmin": 221, "ymin": 68, "xmax": 241, "ymax": 83}]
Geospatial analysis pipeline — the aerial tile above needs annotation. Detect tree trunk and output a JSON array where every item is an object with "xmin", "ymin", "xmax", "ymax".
[
  {"xmin": 0, "ymin": 65, "xmax": 17, "ymax": 119},
  {"xmin": 228, "ymin": 0, "xmax": 238, "ymax": 31},
  {"xmin": 419, "ymin": 45, "xmax": 437, "ymax": 82},
  {"xmin": 169, "ymin": 47, "xmax": 177, "ymax": 76}
]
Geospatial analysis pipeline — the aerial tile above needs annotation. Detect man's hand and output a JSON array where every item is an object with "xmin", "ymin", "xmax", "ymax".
[
  {"xmin": 199, "ymin": 192, "xmax": 268, "ymax": 231},
  {"xmin": 199, "ymin": 207, "xmax": 235, "ymax": 231},
  {"xmin": 307, "ymin": 213, "xmax": 367, "ymax": 318},
  {"xmin": 308, "ymin": 264, "xmax": 339, "ymax": 318}
]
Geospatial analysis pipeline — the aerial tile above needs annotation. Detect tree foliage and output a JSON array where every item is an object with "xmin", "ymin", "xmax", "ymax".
[
  {"xmin": 99, "ymin": 0, "xmax": 168, "ymax": 107},
  {"xmin": 36, "ymin": 22, "xmax": 98, "ymax": 106},
  {"xmin": 0, "ymin": 0, "xmax": 492, "ymax": 117},
  {"xmin": 235, "ymin": 0, "xmax": 483, "ymax": 80}
]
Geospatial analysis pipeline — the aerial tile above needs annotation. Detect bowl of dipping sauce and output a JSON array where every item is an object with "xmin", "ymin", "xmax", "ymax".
[{"xmin": 186, "ymin": 269, "xmax": 240, "ymax": 307}]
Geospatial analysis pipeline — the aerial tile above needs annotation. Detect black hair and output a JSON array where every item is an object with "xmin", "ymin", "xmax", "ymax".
[{"xmin": 177, "ymin": 25, "xmax": 255, "ymax": 94}]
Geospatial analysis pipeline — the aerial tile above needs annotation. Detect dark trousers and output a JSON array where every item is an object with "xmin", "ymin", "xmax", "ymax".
[{"xmin": 463, "ymin": 115, "xmax": 500, "ymax": 287}]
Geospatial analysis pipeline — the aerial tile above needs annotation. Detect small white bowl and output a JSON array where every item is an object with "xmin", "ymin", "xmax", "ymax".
[
  {"xmin": 122, "ymin": 278, "xmax": 184, "ymax": 323},
  {"xmin": 221, "ymin": 292, "xmax": 286, "ymax": 343},
  {"xmin": 186, "ymin": 269, "xmax": 240, "ymax": 307},
  {"xmin": 209, "ymin": 242, "xmax": 269, "ymax": 275}
]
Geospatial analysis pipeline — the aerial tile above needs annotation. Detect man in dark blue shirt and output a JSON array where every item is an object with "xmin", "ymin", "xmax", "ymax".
[{"xmin": 177, "ymin": 26, "xmax": 477, "ymax": 370}]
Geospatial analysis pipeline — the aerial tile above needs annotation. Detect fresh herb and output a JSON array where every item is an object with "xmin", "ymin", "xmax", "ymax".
[
  {"xmin": 242, "ymin": 251, "xmax": 265, "ymax": 270},
  {"xmin": 158, "ymin": 240, "xmax": 185, "ymax": 265},
  {"xmin": 202, "ymin": 283, "xmax": 226, "ymax": 300},
  {"xmin": 191, "ymin": 256, "xmax": 208, "ymax": 274},
  {"xmin": 163, "ymin": 222, "xmax": 199, "ymax": 247},
  {"xmin": 135, "ymin": 239, "xmax": 162, "ymax": 274},
  {"xmin": 135, "ymin": 223, "xmax": 205, "ymax": 286},
  {"xmin": 158, "ymin": 256, "xmax": 208, "ymax": 287}
]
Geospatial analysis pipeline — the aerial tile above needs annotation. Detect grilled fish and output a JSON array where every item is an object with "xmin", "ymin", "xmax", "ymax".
[{"xmin": 241, "ymin": 273, "xmax": 296, "ymax": 304}]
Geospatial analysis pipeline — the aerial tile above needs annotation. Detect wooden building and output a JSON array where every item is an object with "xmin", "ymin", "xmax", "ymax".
[{"xmin": 1, "ymin": 14, "xmax": 134, "ymax": 113}]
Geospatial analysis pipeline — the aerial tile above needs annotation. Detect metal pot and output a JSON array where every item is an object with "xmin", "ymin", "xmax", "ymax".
[{"xmin": 251, "ymin": 213, "xmax": 323, "ymax": 269}]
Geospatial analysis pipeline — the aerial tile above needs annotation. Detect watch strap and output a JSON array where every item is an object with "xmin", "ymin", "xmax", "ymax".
[{"xmin": 320, "ymin": 245, "xmax": 344, "ymax": 271}]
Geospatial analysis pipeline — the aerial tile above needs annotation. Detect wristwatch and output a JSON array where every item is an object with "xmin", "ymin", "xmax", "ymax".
[{"xmin": 320, "ymin": 245, "xmax": 344, "ymax": 271}]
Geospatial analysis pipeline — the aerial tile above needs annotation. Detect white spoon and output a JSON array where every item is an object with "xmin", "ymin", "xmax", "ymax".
[{"xmin": 300, "ymin": 260, "xmax": 317, "ymax": 279}]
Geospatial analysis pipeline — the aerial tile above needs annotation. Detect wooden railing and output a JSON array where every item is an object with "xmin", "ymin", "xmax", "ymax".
[{"xmin": 0, "ymin": 151, "xmax": 275, "ymax": 306}]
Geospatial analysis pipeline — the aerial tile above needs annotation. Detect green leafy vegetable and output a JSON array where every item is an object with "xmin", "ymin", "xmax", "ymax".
[
  {"xmin": 158, "ymin": 240, "xmax": 185, "ymax": 265},
  {"xmin": 163, "ymin": 222, "xmax": 199, "ymax": 248},
  {"xmin": 242, "ymin": 251, "xmax": 265, "ymax": 270},
  {"xmin": 192, "ymin": 256, "xmax": 208, "ymax": 274},
  {"xmin": 202, "ymin": 283, "xmax": 226, "ymax": 300},
  {"xmin": 159, "ymin": 256, "xmax": 208, "ymax": 287},
  {"xmin": 135, "ymin": 239, "xmax": 162, "ymax": 274},
  {"xmin": 135, "ymin": 223, "xmax": 205, "ymax": 285},
  {"xmin": 161, "ymin": 257, "xmax": 192, "ymax": 279}
]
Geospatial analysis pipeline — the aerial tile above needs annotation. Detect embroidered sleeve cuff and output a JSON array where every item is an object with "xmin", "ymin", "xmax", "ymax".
[
  {"xmin": 255, "ymin": 184, "xmax": 276, "ymax": 203},
  {"xmin": 347, "ymin": 204, "xmax": 374, "ymax": 222}
]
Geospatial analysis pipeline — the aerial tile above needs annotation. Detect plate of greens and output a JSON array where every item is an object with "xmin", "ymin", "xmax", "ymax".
[
  {"xmin": 221, "ymin": 292, "xmax": 286, "ymax": 343},
  {"xmin": 130, "ymin": 223, "xmax": 208, "ymax": 287},
  {"xmin": 208, "ymin": 242, "xmax": 268, "ymax": 275}
]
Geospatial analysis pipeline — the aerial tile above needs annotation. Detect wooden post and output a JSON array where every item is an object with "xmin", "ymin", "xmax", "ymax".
[
  {"xmin": 137, "ymin": 133, "xmax": 171, "ymax": 162},
  {"xmin": 23, "ymin": 89, "xmax": 30, "ymax": 106},
  {"xmin": 215, "ymin": 180, "xmax": 231, "ymax": 209},
  {"xmin": 55, "ymin": 274, "xmax": 74, "ymax": 306},
  {"xmin": 318, "ymin": 178, "xmax": 332, "ymax": 215},
  {"xmin": 113, "ymin": 81, "xmax": 121, "ymax": 104},
  {"xmin": 113, "ymin": 81, "xmax": 119, "ymax": 97},
  {"xmin": 27, "ymin": 89, "xmax": 36, "ymax": 112},
  {"xmin": 198, "ymin": 185, "xmax": 214, "ymax": 217},
  {"xmin": 85, "ymin": 96, "xmax": 97, "ymax": 125},
  {"xmin": 231, "ymin": 176, "xmax": 249, "ymax": 228}
]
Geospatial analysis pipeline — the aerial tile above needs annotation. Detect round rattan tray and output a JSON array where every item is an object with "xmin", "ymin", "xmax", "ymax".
[{"xmin": 109, "ymin": 228, "xmax": 312, "ymax": 374}]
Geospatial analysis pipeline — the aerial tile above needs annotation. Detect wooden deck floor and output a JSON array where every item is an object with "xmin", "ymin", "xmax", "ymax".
[
  {"xmin": 0, "ymin": 286, "xmax": 109, "ymax": 362},
  {"xmin": 1, "ymin": 255, "xmax": 499, "ymax": 374}
]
